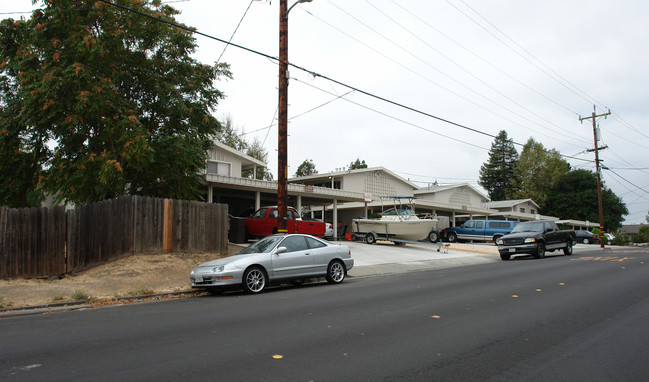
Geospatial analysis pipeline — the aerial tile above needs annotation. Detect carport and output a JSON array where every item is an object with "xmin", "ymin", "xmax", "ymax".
[{"xmin": 206, "ymin": 174, "xmax": 367, "ymax": 239}]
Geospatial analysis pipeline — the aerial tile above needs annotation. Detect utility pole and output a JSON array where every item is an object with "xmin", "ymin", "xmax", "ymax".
[
  {"xmin": 277, "ymin": 0, "xmax": 289, "ymax": 233},
  {"xmin": 277, "ymin": 0, "xmax": 312, "ymax": 233},
  {"xmin": 579, "ymin": 105, "xmax": 611, "ymax": 248}
]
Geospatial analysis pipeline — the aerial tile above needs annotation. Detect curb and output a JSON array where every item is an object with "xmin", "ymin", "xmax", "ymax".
[{"xmin": 0, "ymin": 290, "xmax": 202, "ymax": 318}]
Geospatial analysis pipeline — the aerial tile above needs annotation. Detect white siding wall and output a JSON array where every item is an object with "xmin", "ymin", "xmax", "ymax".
[{"xmin": 207, "ymin": 147, "xmax": 243, "ymax": 178}]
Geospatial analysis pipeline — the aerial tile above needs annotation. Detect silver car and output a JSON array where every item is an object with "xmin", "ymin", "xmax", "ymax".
[{"xmin": 190, "ymin": 234, "xmax": 354, "ymax": 294}]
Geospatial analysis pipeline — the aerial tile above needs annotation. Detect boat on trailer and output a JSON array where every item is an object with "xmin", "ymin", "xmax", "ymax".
[{"xmin": 352, "ymin": 196, "xmax": 440, "ymax": 244}]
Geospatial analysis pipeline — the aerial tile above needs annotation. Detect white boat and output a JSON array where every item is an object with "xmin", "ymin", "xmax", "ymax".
[{"xmin": 352, "ymin": 197, "xmax": 439, "ymax": 243}]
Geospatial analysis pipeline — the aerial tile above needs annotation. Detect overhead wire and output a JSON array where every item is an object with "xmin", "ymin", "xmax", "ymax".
[
  {"xmin": 450, "ymin": 0, "xmax": 608, "ymax": 111},
  {"xmin": 389, "ymin": 0, "xmax": 580, "ymax": 117},
  {"xmin": 84, "ymin": 1, "xmax": 592, "ymax": 166},
  {"xmin": 321, "ymin": 1, "xmax": 587, "ymax": 150},
  {"xmin": 216, "ymin": 0, "xmax": 255, "ymax": 63},
  {"xmin": 362, "ymin": 0, "xmax": 588, "ymax": 146}
]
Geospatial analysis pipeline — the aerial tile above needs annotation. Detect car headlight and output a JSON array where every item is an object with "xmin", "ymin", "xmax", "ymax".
[
  {"xmin": 212, "ymin": 265, "xmax": 225, "ymax": 273},
  {"xmin": 524, "ymin": 238, "xmax": 537, "ymax": 243}
]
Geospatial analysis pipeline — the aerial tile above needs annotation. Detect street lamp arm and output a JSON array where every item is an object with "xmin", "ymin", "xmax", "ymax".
[{"xmin": 287, "ymin": 0, "xmax": 313, "ymax": 16}]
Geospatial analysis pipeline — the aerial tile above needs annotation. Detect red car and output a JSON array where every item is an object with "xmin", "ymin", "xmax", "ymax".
[{"xmin": 245, "ymin": 206, "xmax": 326, "ymax": 239}]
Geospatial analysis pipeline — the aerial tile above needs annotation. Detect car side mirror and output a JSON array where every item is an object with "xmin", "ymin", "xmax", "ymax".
[{"xmin": 276, "ymin": 247, "xmax": 287, "ymax": 254}]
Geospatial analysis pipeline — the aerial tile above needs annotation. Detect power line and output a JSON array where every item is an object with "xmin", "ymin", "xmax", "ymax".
[
  {"xmin": 96, "ymin": 0, "xmax": 590, "ymax": 165},
  {"xmin": 362, "ymin": 0, "xmax": 587, "ymax": 146},
  {"xmin": 216, "ymin": 0, "xmax": 255, "ymax": 63},
  {"xmin": 451, "ymin": 0, "xmax": 608, "ymax": 110}
]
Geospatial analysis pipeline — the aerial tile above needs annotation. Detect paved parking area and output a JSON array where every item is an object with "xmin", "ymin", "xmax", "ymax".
[
  {"xmin": 342, "ymin": 240, "xmax": 598, "ymax": 277},
  {"xmin": 342, "ymin": 240, "xmax": 500, "ymax": 277}
]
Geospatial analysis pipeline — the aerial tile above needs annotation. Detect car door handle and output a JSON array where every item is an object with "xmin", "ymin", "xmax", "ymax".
[{"xmin": 305, "ymin": 252, "xmax": 311, "ymax": 256}]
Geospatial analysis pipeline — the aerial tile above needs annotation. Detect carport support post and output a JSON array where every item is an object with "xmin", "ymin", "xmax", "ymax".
[
  {"xmin": 297, "ymin": 196, "xmax": 302, "ymax": 216},
  {"xmin": 333, "ymin": 199, "xmax": 338, "ymax": 239}
]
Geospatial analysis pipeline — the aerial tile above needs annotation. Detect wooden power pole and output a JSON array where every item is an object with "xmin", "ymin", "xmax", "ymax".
[{"xmin": 579, "ymin": 106, "xmax": 611, "ymax": 248}]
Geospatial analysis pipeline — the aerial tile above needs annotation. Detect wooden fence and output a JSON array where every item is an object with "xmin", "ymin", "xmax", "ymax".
[{"xmin": 0, "ymin": 196, "xmax": 228, "ymax": 279}]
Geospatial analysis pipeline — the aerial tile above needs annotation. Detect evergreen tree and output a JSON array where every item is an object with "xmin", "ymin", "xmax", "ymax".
[
  {"xmin": 349, "ymin": 158, "xmax": 368, "ymax": 170},
  {"xmin": 478, "ymin": 130, "xmax": 519, "ymax": 201}
]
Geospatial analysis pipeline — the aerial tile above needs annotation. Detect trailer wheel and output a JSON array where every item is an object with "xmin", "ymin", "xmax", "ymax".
[
  {"xmin": 365, "ymin": 232, "xmax": 377, "ymax": 245},
  {"xmin": 428, "ymin": 231, "xmax": 440, "ymax": 243}
]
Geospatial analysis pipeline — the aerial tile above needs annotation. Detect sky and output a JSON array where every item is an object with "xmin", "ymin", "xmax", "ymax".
[{"xmin": 2, "ymin": 0, "xmax": 648, "ymax": 225}]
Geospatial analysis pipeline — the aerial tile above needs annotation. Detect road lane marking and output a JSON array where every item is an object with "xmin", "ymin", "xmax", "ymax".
[{"xmin": 571, "ymin": 256, "xmax": 634, "ymax": 262}]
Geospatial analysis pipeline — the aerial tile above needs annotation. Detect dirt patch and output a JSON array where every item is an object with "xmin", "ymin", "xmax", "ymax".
[{"xmin": 0, "ymin": 244, "xmax": 243, "ymax": 309}]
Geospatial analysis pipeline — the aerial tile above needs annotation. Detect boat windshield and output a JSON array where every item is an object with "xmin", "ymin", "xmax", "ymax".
[{"xmin": 383, "ymin": 208, "xmax": 415, "ymax": 217}]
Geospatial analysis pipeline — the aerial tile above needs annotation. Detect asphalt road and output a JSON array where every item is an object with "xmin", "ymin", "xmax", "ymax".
[{"xmin": 2, "ymin": 247, "xmax": 648, "ymax": 381}]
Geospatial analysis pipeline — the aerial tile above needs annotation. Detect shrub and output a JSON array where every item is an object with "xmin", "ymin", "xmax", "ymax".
[{"xmin": 71, "ymin": 289, "xmax": 92, "ymax": 302}]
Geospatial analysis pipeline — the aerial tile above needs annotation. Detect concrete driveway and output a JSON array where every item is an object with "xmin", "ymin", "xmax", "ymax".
[{"xmin": 344, "ymin": 240, "xmax": 500, "ymax": 277}]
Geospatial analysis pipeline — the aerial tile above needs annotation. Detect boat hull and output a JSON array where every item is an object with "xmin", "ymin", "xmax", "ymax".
[{"xmin": 352, "ymin": 218, "xmax": 438, "ymax": 241}]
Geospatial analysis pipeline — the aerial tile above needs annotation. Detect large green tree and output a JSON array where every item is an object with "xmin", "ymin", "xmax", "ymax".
[
  {"xmin": 510, "ymin": 138, "xmax": 570, "ymax": 209},
  {"xmin": 478, "ymin": 130, "xmax": 519, "ymax": 201},
  {"xmin": 295, "ymin": 158, "xmax": 317, "ymax": 177},
  {"xmin": 0, "ymin": 0, "xmax": 230, "ymax": 206},
  {"xmin": 544, "ymin": 169, "xmax": 628, "ymax": 231}
]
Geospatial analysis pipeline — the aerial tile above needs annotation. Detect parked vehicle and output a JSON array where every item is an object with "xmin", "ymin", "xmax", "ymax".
[
  {"xmin": 245, "ymin": 206, "xmax": 326, "ymax": 238},
  {"xmin": 352, "ymin": 196, "xmax": 440, "ymax": 244},
  {"xmin": 190, "ymin": 234, "xmax": 353, "ymax": 294},
  {"xmin": 324, "ymin": 222, "xmax": 334, "ymax": 239},
  {"xmin": 574, "ymin": 230, "xmax": 599, "ymax": 244},
  {"xmin": 442, "ymin": 219, "xmax": 517, "ymax": 243},
  {"xmin": 496, "ymin": 220, "xmax": 575, "ymax": 260}
]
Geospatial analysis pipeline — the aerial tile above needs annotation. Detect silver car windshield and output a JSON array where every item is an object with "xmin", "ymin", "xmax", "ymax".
[{"xmin": 239, "ymin": 236, "xmax": 283, "ymax": 254}]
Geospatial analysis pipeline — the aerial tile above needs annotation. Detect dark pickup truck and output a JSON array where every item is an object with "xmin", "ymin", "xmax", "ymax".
[{"xmin": 496, "ymin": 220, "xmax": 575, "ymax": 260}]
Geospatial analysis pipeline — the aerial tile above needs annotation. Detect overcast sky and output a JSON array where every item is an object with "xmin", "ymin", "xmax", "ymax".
[{"xmin": 2, "ymin": 0, "xmax": 648, "ymax": 225}]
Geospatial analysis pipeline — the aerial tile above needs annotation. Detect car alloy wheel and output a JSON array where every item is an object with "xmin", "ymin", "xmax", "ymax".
[
  {"xmin": 243, "ymin": 266, "xmax": 266, "ymax": 293},
  {"xmin": 326, "ymin": 260, "xmax": 345, "ymax": 284}
]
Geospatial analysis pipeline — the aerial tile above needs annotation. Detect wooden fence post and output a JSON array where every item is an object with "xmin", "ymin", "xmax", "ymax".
[{"xmin": 163, "ymin": 198, "xmax": 173, "ymax": 253}]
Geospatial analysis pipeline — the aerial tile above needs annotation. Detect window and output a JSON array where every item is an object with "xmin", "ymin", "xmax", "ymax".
[
  {"xmin": 287, "ymin": 209, "xmax": 296, "ymax": 220},
  {"xmin": 206, "ymin": 161, "xmax": 231, "ymax": 176},
  {"xmin": 306, "ymin": 237, "xmax": 327, "ymax": 249},
  {"xmin": 252, "ymin": 209, "xmax": 267, "ymax": 219},
  {"xmin": 520, "ymin": 207, "xmax": 526, "ymax": 213},
  {"xmin": 280, "ymin": 236, "xmax": 309, "ymax": 252},
  {"xmin": 475, "ymin": 221, "xmax": 483, "ymax": 229},
  {"xmin": 531, "ymin": 209, "xmax": 536, "ymax": 215}
]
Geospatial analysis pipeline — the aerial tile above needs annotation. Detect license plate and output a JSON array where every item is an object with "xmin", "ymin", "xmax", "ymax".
[
  {"xmin": 194, "ymin": 276, "xmax": 203, "ymax": 283},
  {"xmin": 509, "ymin": 248, "xmax": 516, "ymax": 253}
]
